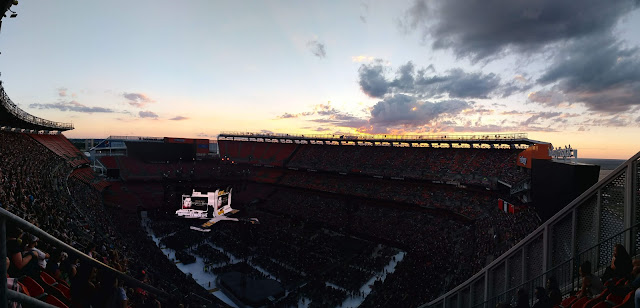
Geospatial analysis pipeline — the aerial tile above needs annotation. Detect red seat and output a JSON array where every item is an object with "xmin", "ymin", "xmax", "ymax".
[
  {"xmin": 584, "ymin": 297, "xmax": 601, "ymax": 308},
  {"xmin": 585, "ymin": 289, "xmax": 609, "ymax": 308},
  {"xmin": 40, "ymin": 271, "xmax": 58, "ymax": 286},
  {"xmin": 607, "ymin": 293, "xmax": 624, "ymax": 305},
  {"xmin": 612, "ymin": 290, "xmax": 635, "ymax": 308},
  {"xmin": 54, "ymin": 283, "xmax": 71, "ymax": 300},
  {"xmin": 572, "ymin": 297, "xmax": 591, "ymax": 308},
  {"xmin": 53, "ymin": 275, "xmax": 69, "ymax": 288},
  {"xmin": 21, "ymin": 276, "xmax": 45, "ymax": 298},
  {"xmin": 562, "ymin": 296, "xmax": 578, "ymax": 308},
  {"xmin": 16, "ymin": 281, "xmax": 30, "ymax": 297},
  {"xmin": 45, "ymin": 295, "xmax": 68, "ymax": 308},
  {"xmin": 592, "ymin": 302, "xmax": 609, "ymax": 308}
]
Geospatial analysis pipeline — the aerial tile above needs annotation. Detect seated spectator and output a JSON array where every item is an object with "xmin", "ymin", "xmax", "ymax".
[
  {"xmin": 577, "ymin": 261, "xmax": 603, "ymax": 298},
  {"xmin": 60, "ymin": 254, "xmax": 79, "ymax": 285},
  {"xmin": 546, "ymin": 277, "xmax": 562, "ymax": 307},
  {"xmin": 45, "ymin": 249, "xmax": 64, "ymax": 280},
  {"xmin": 602, "ymin": 244, "xmax": 633, "ymax": 282},
  {"xmin": 23, "ymin": 234, "xmax": 49, "ymax": 269},
  {"xmin": 6, "ymin": 224, "xmax": 40, "ymax": 277}
]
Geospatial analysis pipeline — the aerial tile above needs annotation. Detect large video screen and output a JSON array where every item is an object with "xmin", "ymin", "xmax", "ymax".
[{"xmin": 185, "ymin": 196, "xmax": 209, "ymax": 211}]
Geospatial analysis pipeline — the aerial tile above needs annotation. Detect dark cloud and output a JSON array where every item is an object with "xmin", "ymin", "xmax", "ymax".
[
  {"xmin": 123, "ymin": 92, "xmax": 154, "ymax": 107},
  {"xmin": 522, "ymin": 112, "xmax": 562, "ymax": 126},
  {"xmin": 277, "ymin": 103, "xmax": 368, "ymax": 128},
  {"xmin": 499, "ymin": 79, "xmax": 534, "ymax": 98},
  {"xmin": 138, "ymin": 111, "xmax": 158, "ymax": 118},
  {"xmin": 307, "ymin": 40, "xmax": 326, "ymax": 58},
  {"xmin": 637, "ymin": 116, "xmax": 640, "ymax": 123},
  {"xmin": 358, "ymin": 60, "xmax": 504, "ymax": 99},
  {"xmin": 447, "ymin": 124, "xmax": 558, "ymax": 133},
  {"xmin": 358, "ymin": 60, "xmax": 390, "ymax": 98},
  {"xmin": 369, "ymin": 94, "xmax": 470, "ymax": 127},
  {"xmin": 582, "ymin": 115, "xmax": 632, "ymax": 127},
  {"xmin": 400, "ymin": 0, "xmax": 639, "ymax": 62},
  {"xmin": 527, "ymin": 90, "xmax": 568, "ymax": 107},
  {"xmin": 169, "ymin": 116, "xmax": 189, "ymax": 121},
  {"xmin": 536, "ymin": 36, "xmax": 640, "ymax": 113},
  {"xmin": 29, "ymin": 101, "xmax": 116, "ymax": 113},
  {"xmin": 466, "ymin": 108, "xmax": 494, "ymax": 115}
]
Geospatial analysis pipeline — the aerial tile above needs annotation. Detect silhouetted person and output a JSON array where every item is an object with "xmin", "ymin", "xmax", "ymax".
[
  {"xmin": 602, "ymin": 244, "xmax": 633, "ymax": 282},
  {"xmin": 532, "ymin": 287, "xmax": 551, "ymax": 308},
  {"xmin": 546, "ymin": 277, "xmax": 562, "ymax": 307},
  {"xmin": 515, "ymin": 288, "xmax": 529, "ymax": 308},
  {"xmin": 577, "ymin": 261, "xmax": 603, "ymax": 298}
]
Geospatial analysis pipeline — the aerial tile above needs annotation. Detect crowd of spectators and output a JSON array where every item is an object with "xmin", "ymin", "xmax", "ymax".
[
  {"xmin": 220, "ymin": 141, "xmax": 531, "ymax": 188},
  {"xmin": 0, "ymin": 131, "xmax": 223, "ymax": 307},
  {"xmin": 143, "ymin": 175, "xmax": 540, "ymax": 308},
  {"xmin": 86, "ymin": 138, "xmax": 544, "ymax": 307}
]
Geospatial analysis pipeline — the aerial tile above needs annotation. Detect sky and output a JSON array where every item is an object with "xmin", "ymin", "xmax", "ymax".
[{"xmin": 1, "ymin": 0, "xmax": 639, "ymax": 159}]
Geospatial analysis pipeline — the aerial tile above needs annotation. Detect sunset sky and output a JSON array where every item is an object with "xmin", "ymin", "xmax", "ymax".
[{"xmin": 1, "ymin": 0, "xmax": 639, "ymax": 159}]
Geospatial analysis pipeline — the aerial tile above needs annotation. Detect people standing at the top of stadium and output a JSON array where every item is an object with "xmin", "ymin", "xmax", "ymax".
[
  {"xmin": 602, "ymin": 244, "xmax": 633, "ymax": 282},
  {"xmin": 577, "ymin": 261, "xmax": 604, "ymax": 298}
]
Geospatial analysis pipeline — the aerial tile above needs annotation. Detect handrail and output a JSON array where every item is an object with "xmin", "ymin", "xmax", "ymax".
[
  {"xmin": 0, "ymin": 208, "xmax": 171, "ymax": 307},
  {"xmin": 6, "ymin": 289, "xmax": 56, "ymax": 308},
  {"xmin": 219, "ymin": 131, "xmax": 531, "ymax": 142},
  {"xmin": 0, "ymin": 83, "xmax": 73, "ymax": 131},
  {"xmin": 469, "ymin": 221, "xmax": 640, "ymax": 308},
  {"xmin": 423, "ymin": 150, "xmax": 640, "ymax": 307}
]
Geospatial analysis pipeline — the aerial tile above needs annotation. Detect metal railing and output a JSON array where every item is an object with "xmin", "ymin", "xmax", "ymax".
[
  {"xmin": 219, "ymin": 131, "xmax": 530, "ymax": 142},
  {"xmin": 0, "ymin": 208, "xmax": 171, "ymax": 307},
  {"xmin": 422, "ymin": 150, "xmax": 640, "ymax": 308},
  {"xmin": 0, "ymin": 83, "xmax": 74, "ymax": 131}
]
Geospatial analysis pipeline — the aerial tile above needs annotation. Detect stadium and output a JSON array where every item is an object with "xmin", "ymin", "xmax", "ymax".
[{"xmin": 1, "ymin": 1, "xmax": 640, "ymax": 308}]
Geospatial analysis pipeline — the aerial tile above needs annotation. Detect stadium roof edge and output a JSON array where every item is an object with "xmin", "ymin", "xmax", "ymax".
[{"xmin": 218, "ymin": 131, "xmax": 545, "ymax": 145}]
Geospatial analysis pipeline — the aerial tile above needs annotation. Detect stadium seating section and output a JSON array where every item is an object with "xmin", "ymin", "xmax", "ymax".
[
  {"xmin": 0, "ymin": 131, "xmax": 222, "ymax": 307},
  {"xmin": 219, "ymin": 140, "xmax": 530, "ymax": 188}
]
